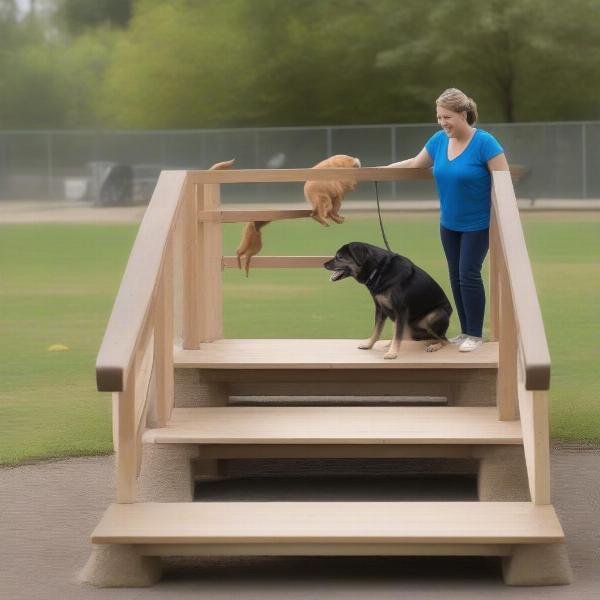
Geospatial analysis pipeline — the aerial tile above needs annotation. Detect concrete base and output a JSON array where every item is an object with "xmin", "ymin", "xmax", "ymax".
[
  {"xmin": 477, "ymin": 446, "xmax": 530, "ymax": 501},
  {"xmin": 79, "ymin": 544, "xmax": 162, "ymax": 587},
  {"xmin": 137, "ymin": 443, "xmax": 198, "ymax": 502},
  {"xmin": 503, "ymin": 543, "xmax": 573, "ymax": 586}
]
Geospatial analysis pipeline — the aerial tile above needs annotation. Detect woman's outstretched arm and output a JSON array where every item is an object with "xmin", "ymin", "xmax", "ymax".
[{"xmin": 384, "ymin": 147, "xmax": 433, "ymax": 169}]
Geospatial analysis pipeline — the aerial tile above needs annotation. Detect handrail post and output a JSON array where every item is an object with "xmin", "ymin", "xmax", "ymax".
[
  {"xmin": 198, "ymin": 182, "xmax": 223, "ymax": 341},
  {"xmin": 182, "ymin": 177, "xmax": 201, "ymax": 348},
  {"xmin": 497, "ymin": 263, "xmax": 519, "ymax": 420},
  {"xmin": 116, "ymin": 369, "xmax": 137, "ymax": 503},
  {"xmin": 489, "ymin": 201, "xmax": 500, "ymax": 342},
  {"xmin": 155, "ymin": 238, "xmax": 174, "ymax": 427}
]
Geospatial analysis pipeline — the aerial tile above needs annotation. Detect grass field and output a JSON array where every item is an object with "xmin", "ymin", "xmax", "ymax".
[{"xmin": 1, "ymin": 213, "xmax": 599, "ymax": 466}]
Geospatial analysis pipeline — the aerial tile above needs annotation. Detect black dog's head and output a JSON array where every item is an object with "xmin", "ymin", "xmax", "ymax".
[{"xmin": 324, "ymin": 242, "xmax": 387, "ymax": 282}]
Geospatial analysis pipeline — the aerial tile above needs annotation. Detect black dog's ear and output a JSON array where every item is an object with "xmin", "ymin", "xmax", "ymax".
[{"xmin": 347, "ymin": 242, "xmax": 370, "ymax": 266}]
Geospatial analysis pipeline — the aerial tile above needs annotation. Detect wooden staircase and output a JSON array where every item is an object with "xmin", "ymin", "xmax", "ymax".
[{"xmin": 84, "ymin": 167, "xmax": 571, "ymax": 588}]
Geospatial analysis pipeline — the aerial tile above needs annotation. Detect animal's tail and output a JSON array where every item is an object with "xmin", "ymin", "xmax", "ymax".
[{"xmin": 210, "ymin": 159, "xmax": 235, "ymax": 170}]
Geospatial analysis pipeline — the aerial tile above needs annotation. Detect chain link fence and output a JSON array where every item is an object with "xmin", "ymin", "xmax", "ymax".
[{"xmin": 0, "ymin": 122, "xmax": 597, "ymax": 204}]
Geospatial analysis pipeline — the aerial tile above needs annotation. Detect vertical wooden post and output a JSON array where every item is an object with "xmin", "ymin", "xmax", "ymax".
[
  {"xmin": 497, "ymin": 264, "xmax": 519, "ymax": 421},
  {"xmin": 489, "ymin": 201, "xmax": 500, "ymax": 342},
  {"xmin": 154, "ymin": 238, "xmax": 174, "ymax": 427},
  {"xmin": 518, "ymin": 385, "xmax": 551, "ymax": 505},
  {"xmin": 198, "ymin": 183, "xmax": 223, "ymax": 341},
  {"xmin": 182, "ymin": 178, "xmax": 201, "ymax": 348},
  {"xmin": 117, "ymin": 369, "xmax": 137, "ymax": 503},
  {"xmin": 530, "ymin": 390, "xmax": 551, "ymax": 504}
]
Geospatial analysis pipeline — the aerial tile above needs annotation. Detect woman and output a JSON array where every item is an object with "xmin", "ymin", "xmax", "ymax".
[{"xmin": 387, "ymin": 88, "xmax": 509, "ymax": 352}]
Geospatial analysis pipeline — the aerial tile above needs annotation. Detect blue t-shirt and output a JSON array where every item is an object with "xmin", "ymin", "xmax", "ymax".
[{"xmin": 425, "ymin": 128, "xmax": 503, "ymax": 231}]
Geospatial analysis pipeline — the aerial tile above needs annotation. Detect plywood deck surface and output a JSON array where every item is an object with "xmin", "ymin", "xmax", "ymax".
[
  {"xmin": 174, "ymin": 339, "xmax": 499, "ymax": 370},
  {"xmin": 143, "ymin": 406, "xmax": 522, "ymax": 445},
  {"xmin": 92, "ymin": 502, "xmax": 564, "ymax": 545}
]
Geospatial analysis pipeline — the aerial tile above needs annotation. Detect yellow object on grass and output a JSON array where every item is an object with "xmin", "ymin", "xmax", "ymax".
[{"xmin": 48, "ymin": 344, "xmax": 69, "ymax": 352}]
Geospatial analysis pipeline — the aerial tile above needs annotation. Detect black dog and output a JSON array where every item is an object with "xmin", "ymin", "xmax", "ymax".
[{"xmin": 324, "ymin": 242, "xmax": 452, "ymax": 358}]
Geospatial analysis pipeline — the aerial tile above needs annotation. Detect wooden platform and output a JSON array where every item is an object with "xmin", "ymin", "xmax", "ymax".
[
  {"xmin": 143, "ymin": 406, "xmax": 521, "ymax": 445},
  {"xmin": 174, "ymin": 339, "xmax": 499, "ymax": 370},
  {"xmin": 92, "ymin": 502, "xmax": 564, "ymax": 548}
]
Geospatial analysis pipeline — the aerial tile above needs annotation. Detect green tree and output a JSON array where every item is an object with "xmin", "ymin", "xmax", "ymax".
[{"xmin": 376, "ymin": 0, "xmax": 600, "ymax": 122}]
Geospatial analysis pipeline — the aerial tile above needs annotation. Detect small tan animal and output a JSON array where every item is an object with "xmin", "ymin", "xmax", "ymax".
[
  {"xmin": 236, "ymin": 221, "xmax": 268, "ymax": 276},
  {"xmin": 304, "ymin": 154, "xmax": 361, "ymax": 226},
  {"xmin": 209, "ymin": 159, "xmax": 265, "ymax": 276}
]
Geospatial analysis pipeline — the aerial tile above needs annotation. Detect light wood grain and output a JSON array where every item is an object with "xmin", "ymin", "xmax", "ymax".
[
  {"xmin": 136, "ymin": 542, "xmax": 513, "ymax": 557},
  {"xmin": 182, "ymin": 178, "xmax": 201, "ymax": 349},
  {"xmin": 492, "ymin": 171, "xmax": 550, "ymax": 390},
  {"xmin": 154, "ymin": 239, "xmax": 174, "ymax": 427},
  {"xmin": 222, "ymin": 256, "xmax": 332, "ymax": 269},
  {"xmin": 188, "ymin": 167, "xmax": 433, "ymax": 184},
  {"xmin": 199, "ymin": 209, "xmax": 313, "ymax": 223},
  {"xmin": 96, "ymin": 171, "xmax": 187, "ymax": 392},
  {"xmin": 174, "ymin": 339, "xmax": 499, "ymax": 370},
  {"xmin": 498, "ymin": 264, "xmax": 518, "ymax": 420},
  {"xmin": 91, "ymin": 501, "xmax": 564, "ymax": 545},
  {"xmin": 142, "ymin": 406, "xmax": 521, "ymax": 445},
  {"xmin": 489, "ymin": 202, "xmax": 500, "ymax": 341},
  {"xmin": 116, "ymin": 369, "xmax": 136, "ymax": 503},
  {"xmin": 518, "ymin": 381, "xmax": 551, "ymax": 505}
]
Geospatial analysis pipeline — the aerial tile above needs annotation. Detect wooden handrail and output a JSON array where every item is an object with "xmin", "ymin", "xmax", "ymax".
[
  {"xmin": 188, "ymin": 167, "xmax": 433, "ymax": 184},
  {"xmin": 199, "ymin": 209, "xmax": 314, "ymax": 223},
  {"xmin": 491, "ymin": 170, "xmax": 550, "ymax": 391},
  {"xmin": 222, "ymin": 256, "xmax": 332, "ymax": 269},
  {"xmin": 96, "ymin": 171, "xmax": 187, "ymax": 392}
]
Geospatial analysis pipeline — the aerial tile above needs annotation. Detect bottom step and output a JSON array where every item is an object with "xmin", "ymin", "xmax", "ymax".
[
  {"xmin": 86, "ymin": 502, "xmax": 572, "ymax": 587},
  {"xmin": 92, "ymin": 501, "xmax": 564, "ymax": 550}
]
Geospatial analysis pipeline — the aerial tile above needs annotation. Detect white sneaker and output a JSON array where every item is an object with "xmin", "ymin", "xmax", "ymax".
[
  {"xmin": 459, "ymin": 336, "xmax": 483, "ymax": 352},
  {"xmin": 449, "ymin": 333, "xmax": 468, "ymax": 345}
]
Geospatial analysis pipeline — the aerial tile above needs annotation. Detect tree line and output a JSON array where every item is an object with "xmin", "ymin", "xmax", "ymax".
[{"xmin": 1, "ymin": 0, "xmax": 600, "ymax": 129}]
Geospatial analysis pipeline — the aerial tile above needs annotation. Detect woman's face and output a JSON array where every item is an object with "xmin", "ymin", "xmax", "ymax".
[{"xmin": 436, "ymin": 105, "xmax": 468, "ymax": 138}]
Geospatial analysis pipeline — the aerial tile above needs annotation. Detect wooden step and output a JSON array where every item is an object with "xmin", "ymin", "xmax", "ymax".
[
  {"xmin": 92, "ymin": 502, "xmax": 564, "ymax": 551},
  {"xmin": 143, "ymin": 406, "xmax": 521, "ymax": 445},
  {"xmin": 174, "ymin": 339, "xmax": 499, "ymax": 370}
]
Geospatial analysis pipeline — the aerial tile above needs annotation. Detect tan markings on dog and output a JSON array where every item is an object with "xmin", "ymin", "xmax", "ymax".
[
  {"xmin": 304, "ymin": 155, "xmax": 361, "ymax": 226},
  {"xmin": 426, "ymin": 341, "xmax": 445, "ymax": 352},
  {"xmin": 384, "ymin": 320, "xmax": 400, "ymax": 359},
  {"xmin": 374, "ymin": 292, "xmax": 393, "ymax": 310},
  {"xmin": 358, "ymin": 316, "xmax": 385, "ymax": 350},
  {"xmin": 415, "ymin": 309, "xmax": 449, "ymax": 352}
]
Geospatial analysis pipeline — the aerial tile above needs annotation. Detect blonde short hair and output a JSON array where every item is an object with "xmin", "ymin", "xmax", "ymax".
[{"xmin": 436, "ymin": 88, "xmax": 478, "ymax": 125}]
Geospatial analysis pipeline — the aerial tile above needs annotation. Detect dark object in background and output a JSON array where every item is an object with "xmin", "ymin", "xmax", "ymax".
[{"xmin": 98, "ymin": 164, "xmax": 133, "ymax": 206}]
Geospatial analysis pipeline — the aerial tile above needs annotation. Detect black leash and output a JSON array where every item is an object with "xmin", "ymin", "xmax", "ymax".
[{"xmin": 374, "ymin": 181, "xmax": 392, "ymax": 252}]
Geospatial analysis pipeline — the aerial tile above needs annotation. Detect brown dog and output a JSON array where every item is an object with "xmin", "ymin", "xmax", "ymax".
[
  {"xmin": 236, "ymin": 220, "xmax": 268, "ymax": 276},
  {"xmin": 209, "ymin": 159, "xmax": 267, "ymax": 277},
  {"xmin": 304, "ymin": 155, "xmax": 361, "ymax": 226}
]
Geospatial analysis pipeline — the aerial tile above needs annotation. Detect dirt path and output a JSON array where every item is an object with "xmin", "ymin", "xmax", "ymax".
[{"xmin": 1, "ymin": 448, "xmax": 599, "ymax": 599}]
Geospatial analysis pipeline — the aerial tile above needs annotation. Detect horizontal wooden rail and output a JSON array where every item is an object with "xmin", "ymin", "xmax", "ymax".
[
  {"xmin": 199, "ymin": 209, "xmax": 313, "ymax": 223},
  {"xmin": 188, "ymin": 167, "xmax": 433, "ymax": 184},
  {"xmin": 223, "ymin": 256, "xmax": 332, "ymax": 269},
  {"xmin": 491, "ymin": 171, "xmax": 550, "ymax": 390},
  {"xmin": 96, "ymin": 171, "xmax": 187, "ymax": 392}
]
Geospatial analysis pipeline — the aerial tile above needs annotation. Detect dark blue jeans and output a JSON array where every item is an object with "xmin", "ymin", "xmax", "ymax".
[{"xmin": 440, "ymin": 225, "xmax": 489, "ymax": 338}]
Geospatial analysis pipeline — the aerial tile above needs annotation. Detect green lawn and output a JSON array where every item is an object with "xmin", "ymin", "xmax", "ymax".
[{"xmin": 1, "ymin": 213, "xmax": 599, "ymax": 465}]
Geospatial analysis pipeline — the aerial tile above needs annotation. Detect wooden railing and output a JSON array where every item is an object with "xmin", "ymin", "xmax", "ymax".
[
  {"xmin": 489, "ymin": 170, "xmax": 551, "ymax": 505},
  {"xmin": 95, "ymin": 166, "xmax": 550, "ymax": 505}
]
